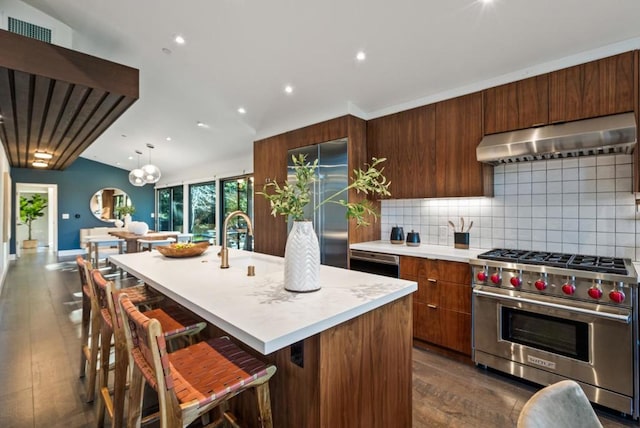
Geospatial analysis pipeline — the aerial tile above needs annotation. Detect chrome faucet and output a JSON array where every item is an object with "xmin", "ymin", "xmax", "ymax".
[{"xmin": 220, "ymin": 210, "xmax": 253, "ymax": 269}]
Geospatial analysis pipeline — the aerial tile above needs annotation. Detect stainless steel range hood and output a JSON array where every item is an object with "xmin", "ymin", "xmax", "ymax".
[{"xmin": 476, "ymin": 112, "xmax": 637, "ymax": 165}]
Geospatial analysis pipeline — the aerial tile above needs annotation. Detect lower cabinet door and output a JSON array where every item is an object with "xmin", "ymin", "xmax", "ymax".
[
  {"xmin": 439, "ymin": 309, "xmax": 472, "ymax": 356},
  {"xmin": 413, "ymin": 301, "xmax": 441, "ymax": 344}
]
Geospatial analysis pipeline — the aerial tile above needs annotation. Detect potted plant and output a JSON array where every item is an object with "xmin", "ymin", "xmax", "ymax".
[
  {"xmin": 19, "ymin": 194, "xmax": 48, "ymax": 249},
  {"xmin": 260, "ymin": 154, "xmax": 390, "ymax": 292},
  {"xmin": 116, "ymin": 205, "xmax": 135, "ymax": 226}
]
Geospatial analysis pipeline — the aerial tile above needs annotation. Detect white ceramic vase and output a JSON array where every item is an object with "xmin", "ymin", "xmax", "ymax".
[
  {"xmin": 128, "ymin": 221, "xmax": 149, "ymax": 236},
  {"xmin": 284, "ymin": 221, "xmax": 320, "ymax": 292},
  {"xmin": 123, "ymin": 213, "xmax": 132, "ymax": 227}
]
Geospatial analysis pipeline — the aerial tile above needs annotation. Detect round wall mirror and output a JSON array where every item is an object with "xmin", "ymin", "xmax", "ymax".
[{"xmin": 90, "ymin": 188, "xmax": 133, "ymax": 223}]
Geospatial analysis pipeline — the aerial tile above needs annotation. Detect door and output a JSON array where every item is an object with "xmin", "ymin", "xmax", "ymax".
[
  {"xmin": 220, "ymin": 174, "xmax": 253, "ymax": 250},
  {"xmin": 15, "ymin": 182, "xmax": 58, "ymax": 257}
]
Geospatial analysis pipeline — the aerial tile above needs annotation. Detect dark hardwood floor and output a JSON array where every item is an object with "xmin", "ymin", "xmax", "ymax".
[{"xmin": 0, "ymin": 250, "xmax": 637, "ymax": 427}]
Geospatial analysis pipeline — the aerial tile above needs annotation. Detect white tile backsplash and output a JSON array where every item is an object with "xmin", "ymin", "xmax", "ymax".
[{"xmin": 381, "ymin": 154, "xmax": 640, "ymax": 260}]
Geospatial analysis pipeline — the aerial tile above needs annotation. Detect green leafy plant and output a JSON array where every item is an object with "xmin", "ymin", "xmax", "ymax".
[
  {"xmin": 117, "ymin": 205, "xmax": 136, "ymax": 217},
  {"xmin": 19, "ymin": 194, "xmax": 48, "ymax": 240},
  {"xmin": 259, "ymin": 154, "xmax": 391, "ymax": 226}
]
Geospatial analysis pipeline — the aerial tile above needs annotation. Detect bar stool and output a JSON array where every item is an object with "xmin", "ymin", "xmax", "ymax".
[
  {"xmin": 119, "ymin": 294, "xmax": 276, "ymax": 428},
  {"xmin": 137, "ymin": 237, "xmax": 176, "ymax": 252},
  {"xmin": 80, "ymin": 260, "xmax": 164, "ymax": 403},
  {"xmin": 91, "ymin": 270, "xmax": 206, "ymax": 428},
  {"xmin": 76, "ymin": 256, "xmax": 93, "ymax": 379}
]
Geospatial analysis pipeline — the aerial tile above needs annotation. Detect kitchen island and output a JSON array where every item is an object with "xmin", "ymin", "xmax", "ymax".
[{"xmin": 109, "ymin": 247, "xmax": 416, "ymax": 427}]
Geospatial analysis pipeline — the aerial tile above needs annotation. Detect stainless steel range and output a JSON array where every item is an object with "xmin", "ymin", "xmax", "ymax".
[{"xmin": 470, "ymin": 249, "xmax": 638, "ymax": 418}]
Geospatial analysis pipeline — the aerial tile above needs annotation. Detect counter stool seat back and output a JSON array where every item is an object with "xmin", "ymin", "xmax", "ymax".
[
  {"xmin": 119, "ymin": 294, "xmax": 276, "ymax": 428},
  {"xmin": 91, "ymin": 271, "xmax": 206, "ymax": 428}
]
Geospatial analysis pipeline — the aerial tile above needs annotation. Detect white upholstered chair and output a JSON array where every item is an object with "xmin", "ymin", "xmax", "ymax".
[{"xmin": 517, "ymin": 380, "xmax": 603, "ymax": 428}]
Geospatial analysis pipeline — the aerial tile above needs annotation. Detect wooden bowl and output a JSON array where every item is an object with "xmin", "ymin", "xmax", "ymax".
[{"xmin": 156, "ymin": 241, "xmax": 210, "ymax": 258}]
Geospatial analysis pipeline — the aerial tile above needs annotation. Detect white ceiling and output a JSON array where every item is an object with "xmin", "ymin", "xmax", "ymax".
[{"xmin": 16, "ymin": 0, "xmax": 640, "ymax": 184}]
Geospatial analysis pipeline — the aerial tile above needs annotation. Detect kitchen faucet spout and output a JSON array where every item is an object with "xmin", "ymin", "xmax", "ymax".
[{"xmin": 220, "ymin": 210, "xmax": 253, "ymax": 269}]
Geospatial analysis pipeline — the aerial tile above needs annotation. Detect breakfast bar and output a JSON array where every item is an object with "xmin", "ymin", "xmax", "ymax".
[{"xmin": 109, "ymin": 247, "xmax": 417, "ymax": 427}]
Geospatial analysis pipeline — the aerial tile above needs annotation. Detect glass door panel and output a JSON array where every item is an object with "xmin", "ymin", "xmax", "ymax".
[
  {"xmin": 189, "ymin": 182, "xmax": 216, "ymax": 244},
  {"xmin": 220, "ymin": 175, "xmax": 253, "ymax": 250}
]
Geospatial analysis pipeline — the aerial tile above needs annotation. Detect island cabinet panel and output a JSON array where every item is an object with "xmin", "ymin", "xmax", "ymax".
[
  {"xmin": 401, "ymin": 256, "xmax": 472, "ymax": 356},
  {"xmin": 549, "ymin": 51, "xmax": 635, "ymax": 123},
  {"xmin": 435, "ymin": 92, "xmax": 493, "ymax": 198},
  {"xmin": 483, "ymin": 74, "xmax": 549, "ymax": 134},
  {"xmin": 253, "ymin": 135, "xmax": 289, "ymax": 256},
  {"xmin": 231, "ymin": 295, "xmax": 413, "ymax": 427}
]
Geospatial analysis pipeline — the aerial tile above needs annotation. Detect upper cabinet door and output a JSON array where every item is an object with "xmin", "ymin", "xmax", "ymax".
[
  {"xmin": 435, "ymin": 92, "xmax": 492, "ymax": 197},
  {"xmin": 366, "ymin": 113, "xmax": 398, "ymax": 199},
  {"xmin": 549, "ymin": 52, "xmax": 635, "ymax": 123},
  {"xmin": 396, "ymin": 105, "xmax": 436, "ymax": 199},
  {"xmin": 484, "ymin": 75, "xmax": 549, "ymax": 134}
]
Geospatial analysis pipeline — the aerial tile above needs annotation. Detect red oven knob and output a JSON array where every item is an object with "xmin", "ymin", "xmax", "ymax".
[
  {"xmin": 510, "ymin": 276, "xmax": 522, "ymax": 287},
  {"xmin": 534, "ymin": 280, "xmax": 547, "ymax": 291},
  {"xmin": 588, "ymin": 286, "xmax": 603, "ymax": 300},
  {"xmin": 609, "ymin": 289, "xmax": 625, "ymax": 304},
  {"xmin": 477, "ymin": 271, "xmax": 488, "ymax": 282},
  {"xmin": 561, "ymin": 283, "xmax": 575, "ymax": 295},
  {"xmin": 490, "ymin": 272, "xmax": 501, "ymax": 284}
]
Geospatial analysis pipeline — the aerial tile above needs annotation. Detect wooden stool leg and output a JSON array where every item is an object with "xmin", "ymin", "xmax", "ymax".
[
  {"xmin": 255, "ymin": 383, "xmax": 273, "ymax": 428},
  {"xmin": 85, "ymin": 310, "xmax": 101, "ymax": 402},
  {"xmin": 79, "ymin": 292, "xmax": 91, "ymax": 378},
  {"xmin": 96, "ymin": 326, "xmax": 112, "ymax": 427},
  {"xmin": 112, "ymin": 340, "xmax": 128, "ymax": 428},
  {"xmin": 127, "ymin": 364, "xmax": 145, "ymax": 428}
]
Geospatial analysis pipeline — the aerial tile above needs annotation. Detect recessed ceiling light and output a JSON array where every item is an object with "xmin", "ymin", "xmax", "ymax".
[
  {"xmin": 32, "ymin": 160, "xmax": 48, "ymax": 168},
  {"xmin": 34, "ymin": 151, "xmax": 53, "ymax": 159},
  {"xmin": 480, "ymin": 0, "xmax": 493, "ymax": 3},
  {"xmin": 166, "ymin": 137, "xmax": 172, "ymax": 141},
  {"xmin": 238, "ymin": 107, "xmax": 246, "ymax": 114},
  {"xmin": 196, "ymin": 121, "xmax": 210, "ymax": 128},
  {"xmin": 284, "ymin": 85, "xmax": 293, "ymax": 94},
  {"xmin": 174, "ymin": 35, "xmax": 185, "ymax": 44},
  {"xmin": 356, "ymin": 51, "xmax": 366, "ymax": 61},
  {"xmin": 128, "ymin": 156, "xmax": 133, "ymax": 160}
]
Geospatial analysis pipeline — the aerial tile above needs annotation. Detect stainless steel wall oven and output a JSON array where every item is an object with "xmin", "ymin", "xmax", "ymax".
[{"xmin": 470, "ymin": 249, "xmax": 638, "ymax": 418}]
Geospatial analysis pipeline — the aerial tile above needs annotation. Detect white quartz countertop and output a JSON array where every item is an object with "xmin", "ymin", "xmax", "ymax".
[
  {"xmin": 350, "ymin": 240, "xmax": 490, "ymax": 263},
  {"xmin": 109, "ymin": 247, "xmax": 416, "ymax": 355}
]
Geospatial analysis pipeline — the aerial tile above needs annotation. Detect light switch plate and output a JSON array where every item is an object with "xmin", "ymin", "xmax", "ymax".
[
  {"xmin": 62, "ymin": 213, "xmax": 70, "ymax": 220},
  {"xmin": 150, "ymin": 213, "xmax": 155, "ymax": 218}
]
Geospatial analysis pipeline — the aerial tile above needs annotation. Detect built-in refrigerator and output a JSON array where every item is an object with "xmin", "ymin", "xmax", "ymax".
[{"xmin": 287, "ymin": 138, "xmax": 348, "ymax": 269}]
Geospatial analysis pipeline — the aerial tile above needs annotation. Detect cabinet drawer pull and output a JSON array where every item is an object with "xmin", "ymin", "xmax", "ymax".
[
  {"xmin": 427, "ymin": 278, "xmax": 437, "ymax": 283},
  {"xmin": 427, "ymin": 304, "xmax": 438, "ymax": 309}
]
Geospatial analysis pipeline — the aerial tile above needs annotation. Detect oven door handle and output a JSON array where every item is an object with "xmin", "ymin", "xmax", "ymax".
[{"xmin": 473, "ymin": 289, "xmax": 631, "ymax": 324}]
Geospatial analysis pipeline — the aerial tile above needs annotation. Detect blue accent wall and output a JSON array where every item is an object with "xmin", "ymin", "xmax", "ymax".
[{"xmin": 10, "ymin": 158, "xmax": 155, "ymax": 252}]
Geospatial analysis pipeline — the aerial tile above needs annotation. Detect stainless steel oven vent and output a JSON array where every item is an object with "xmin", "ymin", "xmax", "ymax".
[{"xmin": 477, "ymin": 112, "xmax": 637, "ymax": 165}]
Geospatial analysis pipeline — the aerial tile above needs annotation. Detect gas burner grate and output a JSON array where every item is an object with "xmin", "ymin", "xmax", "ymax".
[
  {"xmin": 568, "ymin": 255, "xmax": 628, "ymax": 275},
  {"xmin": 477, "ymin": 249, "xmax": 629, "ymax": 275}
]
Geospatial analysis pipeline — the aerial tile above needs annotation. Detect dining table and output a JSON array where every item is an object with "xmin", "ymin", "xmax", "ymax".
[
  {"xmin": 107, "ymin": 230, "xmax": 180, "ymax": 253},
  {"xmin": 109, "ymin": 246, "xmax": 416, "ymax": 428}
]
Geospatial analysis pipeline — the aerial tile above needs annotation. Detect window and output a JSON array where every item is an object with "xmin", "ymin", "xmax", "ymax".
[
  {"xmin": 189, "ymin": 182, "xmax": 216, "ymax": 243},
  {"xmin": 220, "ymin": 175, "xmax": 253, "ymax": 250},
  {"xmin": 157, "ymin": 185, "xmax": 183, "ymax": 231}
]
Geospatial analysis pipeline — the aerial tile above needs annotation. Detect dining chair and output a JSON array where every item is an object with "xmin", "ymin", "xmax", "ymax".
[
  {"xmin": 86, "ymin": 236, "xmax": 124, "ymax": 268},
  {"xmin": 517, "ymin": 380, "xmax": 603, "ymax": 428},
  {"xmin": 80, "ymin": 259, "xmax": 164, "ymax": 403},
  {"xmin": 91, "ymin": 269, "xmax": 207, "ymax": 428},
  {"xmin": 119, "ymin": 293, "xmax": 277, "ymax": 428},
  {"xmin": 176, "ymin": 233, "xmax": 193, "ymax": 243}
]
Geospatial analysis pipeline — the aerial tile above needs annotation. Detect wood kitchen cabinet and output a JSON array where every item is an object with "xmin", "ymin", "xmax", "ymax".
[
  {"xmin": 367, "ymin": 96, "xmax": 491, "ymax": 199},
  {"xmin": 367, "ymin": 105, "xmax": 436, "ymax": 199},
  {"xmin": 435, "ymin": 92, "xmax": 493, "ymax": 198},
  {"xmin": 549, "ymin": 51, "xmax": 635, "ymax": 123},
  {"xmin": 400, "ymin": 256, "xmax": 472, "ymax": 356},
  {"xmin": 483, "ymin": 74, "xmax": 549, "ymax": 134},
  {"xmin": 253, "ymin": 134, "xmax": 289, "ymax": 256}
]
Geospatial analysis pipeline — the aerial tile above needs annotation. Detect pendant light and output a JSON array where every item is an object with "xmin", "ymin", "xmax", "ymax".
[
  {"xmin": 142, "ymin": 143, "xmax": 161, "ymax": 184},
  {"xmin": 128, "ymin": 150, "xmax": 145, "ymax": 187}
]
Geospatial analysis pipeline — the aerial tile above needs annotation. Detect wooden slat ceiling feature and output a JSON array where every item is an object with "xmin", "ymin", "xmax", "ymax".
[{"xmin": 0, "ymin": 29, "xmax": 138, "ymax": 170}]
